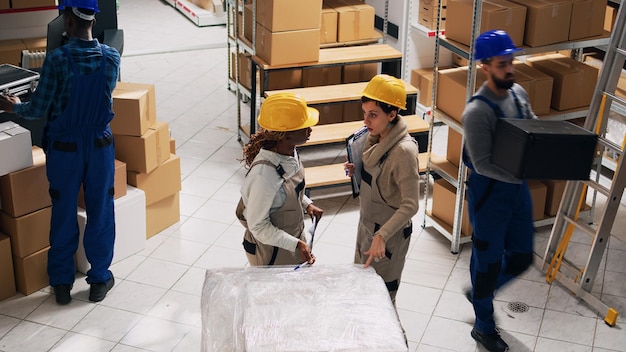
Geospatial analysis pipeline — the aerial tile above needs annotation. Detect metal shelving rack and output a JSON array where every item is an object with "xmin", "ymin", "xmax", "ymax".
[{"xmin": 422, "ymin": 0, "xmax": 613, "ymax": 254}]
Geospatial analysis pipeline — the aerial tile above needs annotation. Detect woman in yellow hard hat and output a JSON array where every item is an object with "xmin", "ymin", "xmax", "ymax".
[
  {"xmin": 236, "ymin": 93, "xmax": 324, "ymax": 266},
  {"xmin": 345, "ymin": 74, "xmax": 420, "ymax": 303}
]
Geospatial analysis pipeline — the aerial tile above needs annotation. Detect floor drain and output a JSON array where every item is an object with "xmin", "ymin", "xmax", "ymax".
[{"xmin": 507, "ymin": 301, "xmax": 529, "ymax": 313}]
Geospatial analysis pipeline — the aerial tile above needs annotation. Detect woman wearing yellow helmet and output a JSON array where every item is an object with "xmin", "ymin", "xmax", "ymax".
[
  {"xmin": 236, "ymin": 93, "xmax": 324, "ymax": 266},
  {"xmin": 345, "ymin": 74, "xmax": 420, "ymax": 303}
]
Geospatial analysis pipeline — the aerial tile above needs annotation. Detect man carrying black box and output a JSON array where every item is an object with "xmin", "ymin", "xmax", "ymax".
[{"xmin": 461, "ymin": 30, "xmax": 537, "ymax": 352}]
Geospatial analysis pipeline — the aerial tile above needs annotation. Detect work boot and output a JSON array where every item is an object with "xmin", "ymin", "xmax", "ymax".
[
  {"xmin": 89, "ymin": 272, "xmax": 115, "ymax": 302},
  {"xmin": 471, "ymin": 328, "xmax": 509, "ymax": 352},
  {"xmin": 53, "ymin": 284, "xmax": 72, "ymax": 305}
]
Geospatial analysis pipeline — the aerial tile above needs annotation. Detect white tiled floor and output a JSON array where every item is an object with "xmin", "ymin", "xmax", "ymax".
[{"xmin": 2, "ymin": 1, "xmax": 626, "ymax": 351}]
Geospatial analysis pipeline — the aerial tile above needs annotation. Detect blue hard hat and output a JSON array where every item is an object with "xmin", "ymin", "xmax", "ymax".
[
  {"xmin": 58, "ymin": 0, "xmax": 99, "ymax": 12},
  {"xmin": 474, "ymin": 30, "xmax": 521, "ymax": 61}
]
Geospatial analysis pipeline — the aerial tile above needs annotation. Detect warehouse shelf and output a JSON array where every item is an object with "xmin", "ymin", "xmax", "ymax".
[
  {"xmin": 409, "ymin": 22, "xmax": 444, "ymax": 38},
  {"xmin": 167, "ymin": 0, "xmax": 226, "ymax": 27}
]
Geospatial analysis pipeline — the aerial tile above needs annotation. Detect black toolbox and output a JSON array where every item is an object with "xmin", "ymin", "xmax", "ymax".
[{"xmin": 491, "ymin": 118, "xmax": 598, "ymax": 180}]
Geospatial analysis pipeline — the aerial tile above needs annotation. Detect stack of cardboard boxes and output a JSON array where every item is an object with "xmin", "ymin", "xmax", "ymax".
[
  {"xmin": 0, "ymin": 143, "xmax": 50, "ymax": 297},
  {"xmin": 417, "ymin": 0, "xmax": 447, "ymax": 30},
  {"xmin": 111, "ymin": 82, "xmax": 181, "ymax": 239}
]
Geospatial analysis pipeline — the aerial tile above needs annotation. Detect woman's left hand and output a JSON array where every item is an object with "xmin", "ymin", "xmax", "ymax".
[
  {"xmin": 364, "ymin": 234, "xmax": 386, "ymax": 268},
  {"xmin": 306, "ymin": 204, "xmax": 324, "ymax": 222}
]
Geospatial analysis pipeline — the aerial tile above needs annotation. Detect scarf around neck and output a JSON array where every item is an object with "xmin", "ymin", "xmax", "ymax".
[{"xmin": 362, "ymin": 116, "xmax": 409, "ymax": 168}]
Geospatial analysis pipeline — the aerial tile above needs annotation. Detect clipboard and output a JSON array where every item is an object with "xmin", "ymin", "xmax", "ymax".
[{"xmin": 346, "ymin": 126, "xmax": 369, "ymax": 198}]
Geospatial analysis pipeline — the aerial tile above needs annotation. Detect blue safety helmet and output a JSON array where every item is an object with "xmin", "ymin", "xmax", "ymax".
[
  {"xmin": 58, "ymin": 0, "xmax": 99, "ymax": 12},
  {"xmin": 474, "ymin": 30, "xmax": 521, "ymax": 61}
]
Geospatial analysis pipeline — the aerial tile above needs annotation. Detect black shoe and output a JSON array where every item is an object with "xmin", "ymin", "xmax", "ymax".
[
  {"xmin": 53, "ymin": 284, "xmax": 72, "ymax": 305},
  {"xmin": 89, "ymin": 273, "xmax": 115, "ymax": 302},
  {"xmin": 464, "ymin": 288, "xmax": 473, "ymax": 303},
  {"xmin": 471, "ymin": 328, "xmax": 509, "ymax": 352}
]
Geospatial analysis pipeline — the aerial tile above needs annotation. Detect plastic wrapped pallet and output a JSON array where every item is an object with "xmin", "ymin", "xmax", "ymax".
[{"xmin": 201, "ymin": 264, "xmax": 408, "ymax": 352}]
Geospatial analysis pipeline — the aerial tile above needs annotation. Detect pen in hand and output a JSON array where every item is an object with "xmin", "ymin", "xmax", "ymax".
[{"xmin": 294, "ymin": 261, "xmax": 309, "ymax": 271}]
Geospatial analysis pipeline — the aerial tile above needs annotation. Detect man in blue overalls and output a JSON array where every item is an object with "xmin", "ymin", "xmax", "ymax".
[
  {"xmin": 0, "ymin": 0, "xmax": 120, "ymax": 305},
  {"xmin": 461, "ymin": 30, "xmax": 537, "ymax": 352}
]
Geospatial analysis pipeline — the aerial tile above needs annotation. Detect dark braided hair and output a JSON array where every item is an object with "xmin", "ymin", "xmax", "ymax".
[{"xmin": 241, "ymin": 129, "xmax": 288, "ymax": 167}]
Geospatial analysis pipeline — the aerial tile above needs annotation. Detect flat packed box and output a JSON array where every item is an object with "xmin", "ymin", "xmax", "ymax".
[
  {"xmin": 256, "ymin": 0, "xmax": 322, "ymax": 32},
  {"xmin": 446, "ymin": 0, "xmax": 526, "ymax": 47},
  {"xmin": 569, "ymin": 0, "xmax": 605, "ymax": 40},
  {"xmin": 492, "ymin": 119, "xmax": 598, "ymax": 180},
  {"xmin": 513, "ymin": 62, "xmax": 554, "ymax": 116},
  {"xmin": 76, "ymin": 185, "xmax": 146, "ymax": 274},
  {"xmin": 146, "ymin": 192, "xmax": 180, "ymax": 238},
  {"xmin": 255, "ymin": 24, "xmax": 320, "ymax": 66},
  {"xmin": 0, "ymin": 234, "xmax": 16, "ymax": 302},
  {"xmin": 13, "ymin": 246, "xmax": 49, "ymax": 295},
  {"xmin": 201, "ymin": 265, "xmax": 408, "ymax": 352},
  {"xmin": 320, "ymin": 5, "xmax": 338, "ymax": 44},
  {"xmin": 432, "ymin": 178, "xmax": 472, "ymax": 236},
  {"xmin": 0, "ymin": 206, "xmax": 50, "ymax": 258},
  {"xmin": 114, "ymin": 121, "xmax": 171, "ymax": 173},
  {"xmin": 78, "ymin": 159, "xmax": 127, "ymax": 209},
  {"xmin": 325, "ymin": 0, "xmax": 375, "ymax": 42},
  {"xmin": 0, "ymin": 122, "xmax": 33, "ymax": 177},
  {"xmin": 111, "ymin": 82, "xmax": 157, "ymax": 136},
  {"xmin": 302, "ymin": 66, "xmax": 342, "ymax": 87},
  {"xmin": 510, "ymin": 0, "xmax": 572, "ymax": 47},
  {"xmin": 127, "ymin": 154, "xmax": 181, "ymax": 206},
  {"xmin": 0, "ymin": 146, "xmax": 50, "ymax": 217},
  {"xmin": 527, "ymin": 54, "xmax": 598, "ymax": 111}
]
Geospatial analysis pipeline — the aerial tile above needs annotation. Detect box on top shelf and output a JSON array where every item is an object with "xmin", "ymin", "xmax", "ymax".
[
  {"xmin": 569, "ymin": 0, "xmax": 605, "ymax": 40},
  {"xmin": 513, "ymin": 61, "xmax": 554, "ymax": 116},
  {"xmin": 324, "ymin": 0, "xmax": 375, "ymax": 42},
  {"xmin": 0, "ymin": 122, "xmax": 33, "ymax": 178},
  {"xmin": 510, "ymin": 0, "xmax": 572, "ymax": 47},
  {"xmin": 256, "ymin": 0, "xmax": 322, "ymax": 32},
  {"xmin": 0, "ymin": 146, "xmax": 50, "ymax": 218},
  {"xmin": 111, "ymin": 82, "xmax": 157, "ymax": 136},
  {"xmin": 446, "ymin": 0, "xmax": 526, "ymax": 47},
  {"xmin": 320, "ymin": 4, "xmax": 338, "ymax": 44},
  {"xmin": 255, "ymin": 23, "xmax": 320, "ymax": 66},
  {"xmin": 526, "ymin": 54, "xmax": 598, "ymax": 111},
  {"xmin": 492, "ymin": 118, "xmax": 598, "ymax": 180}
]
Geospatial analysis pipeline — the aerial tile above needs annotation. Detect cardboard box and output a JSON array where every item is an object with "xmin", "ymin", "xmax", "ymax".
[
  {"xmin": 114, "ymin": 121, "xmax": 171, "ymax": 174},
  {"xmin": 317, "ymin": 104, "xmax": 344, "ymax": 125},
  {"xmin": 256, "ymin": 0, "xmax": 322, "ymax": 32},
  {"xmin": 446, "ymin": 0, "xmax": 526, "ymax": 47},
  {"xmin": 452, "ymin": 53, "xmax": 469, "ymax": 67},
  {"xmin": 170, "ymin": 137, "xmax": 176, "ymax": 154},
  {"xmin": 146, "ymin": 192, "xmax": 180, "ymax": 239},
  {"xmin": 76, "ymin": 185, "xmax": 146, "ymax": 274},
  {"xmin": 255, "ymin": 24, "xmax": 320, "ymax": 66},
  {"xmin": 604, "ymin": 4, "xmax": 618, "ymax": 32},
  {"xmin": 569, "ymin": 0, "xmax": 605, "ymax": 40},
  {"xmin": 510, "ymin": 0, "xmax": 572, "ymax": 47},
  {"xmin": 528, "ymin": 180, "xmax": 548, "ymax": 220},
  {"xmin": 527, "ymin": 54, "xmax": 598, "ymax": 111},
  {"xmin": 492, "ymin": 118, "xmax": 598, "ymax": 180},
  {"xmin": 21, "ymin": 37, "xmax": 47, "ymax": 52},
  {"xmin": 418, "ymin": 3, "xmax": 447, "ymax": 18},
  {"xmin": 513, "ymin": 62, "xmax": 554, "ymax": 116},
  {"xmin": 326, "ymin": 0, "xmax": 375, "ymax": 42},
  {"xmin": 320, "ymin": 6, "xmax": 338, "ymax": 44},
  {"xmin": 303, "ymin": 66, "xmax": 342, "ymax": 87},
  {"xmin": 418, "ymin": 14, "xmax": 445, "ymax": 30},
  {"xmin": 411, "ymin": 67, "xmax": 436, "ymax": 107},
  {"xmin": 342, "ymin": 63, "xmax": 378, "ymax": 84},
  {"xmin": 261, "ymin": 69, "xmax": 303, "ymax": 90},
  {"xmin": 238, "ymin": 52, "xmax": 253, "ymax": 90},
  {"xmin": 0, "ymin": 146, "xmax": 50, "ymax": 217},
  {"xmin": 446, "ymin": 129, "xmax": 463, "ymax": 167},
  {"xmin": 11, "ymin": 0, "xmax": 57, "ymax": 9},
  {"xmin": 243, "ymin": 4, "xmax": 253, "ymax": 42},
  {"xmin": 342, "ymin": 101, "xmax": 362, "ymax": 122},
  {"xmin": 542, "ymin": 179, "xmax": 566, "ymax": 216},
  {"xmin": 436, "ymin": 67, "xmax": 486, "ymax": 123},
  {"xmin": 127, "ymin": 154, "xmax": 181, "ymax": 206},
  {"xmin": 0, "ymin": 206, "xmax": 50, "ymax": 258},
  {"xmin": 111, "ymin": 82, "xmax": 157, "ymax": 137},
  {"xmin": 0, "ymin": 234, "xmax": 16, "ymax": 302},
  {"xmin": 0, "ymin": 0, "xmax": 10, "ymax": 10},
  {"xmin": 78, "ymin": 159, "xmax": 127, "ymax": 209},
  {"xmin": 0, "ymin": 122, "xmax": 33, "ymax": 177},
  {"xmin": 13, "ymin": 246, "xmax": 49, "ymax": 295},
  {"xmin": 432, "ymin": 179, "xmax": 472, "ymax": 236}
]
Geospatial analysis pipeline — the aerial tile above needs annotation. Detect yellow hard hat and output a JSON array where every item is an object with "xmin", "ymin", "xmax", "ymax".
[
  {"xmin": 258, "ymin": 93, "xmax": 319, "ymax": 132},
  {"xmin": 361, "ymin": 74, "xmax": 407, "ymax": 110}
]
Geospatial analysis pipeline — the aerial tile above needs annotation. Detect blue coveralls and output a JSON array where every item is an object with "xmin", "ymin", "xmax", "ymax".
[
  {"xmin": 46, "ymin": 46, "xmax": 116, "ymax": 287},
  {"xmin": 463, "ymin": 91, "xmax": 535, "ymax": 335}
]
